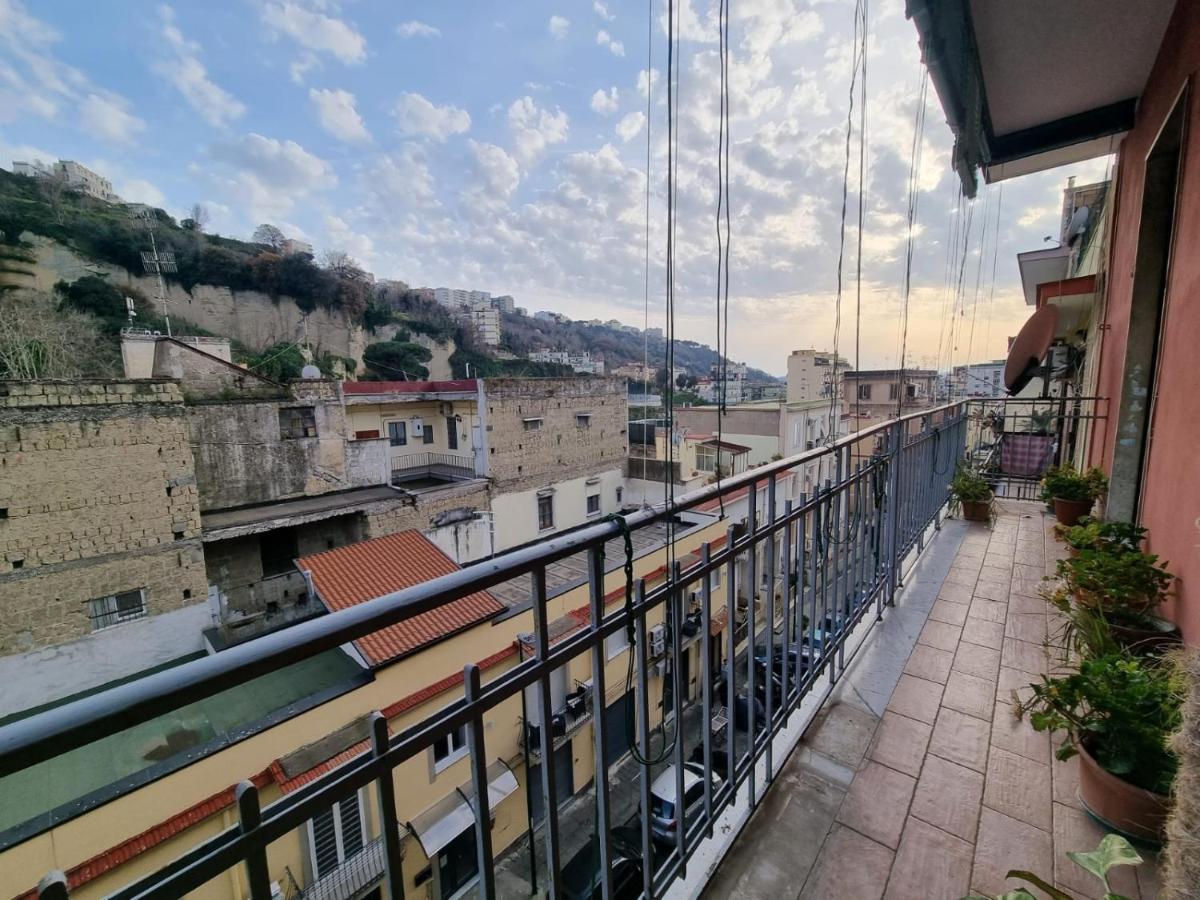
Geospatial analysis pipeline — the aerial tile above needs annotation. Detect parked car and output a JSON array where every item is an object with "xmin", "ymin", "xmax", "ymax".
[
  {"xmin": 561, "ymin": 823, "xmax": 657, "ymax": 900},
  {"xmin": 647, "ymin": 762, "xmax": 724, "ymax": 845},
  {"xmin": 714, "ymin": 682, "xmax": 766, "ymax": 733},
  {"xmin": 753, "ymin": 644, "xmax": 816, "ymax": 684}
]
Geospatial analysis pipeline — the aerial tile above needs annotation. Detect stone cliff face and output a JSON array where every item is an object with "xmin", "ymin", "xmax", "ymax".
[{"xmin": 4, "ymin": 235, "xmax": 367, "ymax": 365}]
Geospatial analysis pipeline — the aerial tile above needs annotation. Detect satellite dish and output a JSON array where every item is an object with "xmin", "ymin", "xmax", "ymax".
[
  {"xmin": 300, "ymin": 364, "xmax": 322, "ymax": 379},
  {"xmin": 1004, "ymin": 305, "xmax": 1059, "ymax": 395}
]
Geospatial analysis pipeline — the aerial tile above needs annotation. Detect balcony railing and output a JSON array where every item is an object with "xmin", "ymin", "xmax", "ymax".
[
  {"xmin": 288, "ymin": 836, "xmax": 386, "ymax": 900},
  {"xmin": 390, "ymin": 451, "xmax": 476, "ymax": 484},
  {"xmin": 3, "ymin": 398, "xmax": 1093, "ymax": 900}
]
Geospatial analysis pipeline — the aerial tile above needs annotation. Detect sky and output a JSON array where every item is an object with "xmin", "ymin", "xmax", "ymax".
[{"xmin": 0, "ymin": 0, "xmax": 1111, "ymax": 376}]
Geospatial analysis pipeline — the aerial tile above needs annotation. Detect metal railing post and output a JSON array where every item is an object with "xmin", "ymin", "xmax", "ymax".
[
  {"xmin": 699, "ymin": 542, "xmax": 714, "ymax": 839},
  {"xmin": 236, "ymin": 782, "xmax": 272, "ymax": 900},
  {"xmin": 370, "ymin": 713, "xmax": 405, "ymax": 900},
  {"xmin": 464, "ymin": 665, "xmax": 496, "ymax": 900},
  {"xmin": 886, "ymin": 421, "xmax": 904, "ymax": 605},
  {"xmin": 530, "ymin": 566, "xmax": 562, "ymax": 899},
  {"xmin": 586, "ymin": 545, "xmax": 613, "ymax": 900},
  {"xmin": 634, "ymin": 579, "xmax": 655, "ymax": 900}
]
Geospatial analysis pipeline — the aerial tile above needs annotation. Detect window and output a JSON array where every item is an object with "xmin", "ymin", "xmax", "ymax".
[
  {"xmin": 586, "ymin": 493, "xmax": 600, "ymax": 516},
  {"xmin": 307, "ymin": 792, "xmax": 366, "ymax": 879},
  {"xmin": 857, "ymin": 384, "xmax": 872, "ymax": 400},
  {"xmin": 387, "ymin": 420, "xmax": 407, "ymax": 447},
  {"xmin": 709, "ymin": 568, "xmax": 721, "ymax": 590},
  {"xmin": 575, "ymin": 413, "xmax": 591, "ymax": 428},
  {"xmin": 423, "ymin": 419, "xmax": 435, "ymax": 444},
  {"xmin": 537, "ymin": 494, "xmax": 554, "ymax": 531},
  {"xmin": 88, "ymin": 589, "xmax": 146, "ymax": 630},
  {"xmin": 260, "ymin": 527, "xmax": 299, "ymax": 577},
  {"xmin": 279, "ymin": 406, "xmax": 317, "ymax": 439},
  {"xmin": 606, "ymin": 627, "xmax": 630, "ymax": 659},
  {"xmin": 446, "ymin": 416, "xmax": 458, "ymax": 450},
  {"xmin": 696, "ymin": 445, "xmax": 717, "ymax": 473},
  {"xmin": 888, "ymin": 383, "xmax": 900, "ymax": 401},
  {"xmin": 523, "ymin": 417, "xmax": 544, "ymax": 432},
  {"xmin": 433, "ymin": 725, "xmax": 468, "ymax": 770}
]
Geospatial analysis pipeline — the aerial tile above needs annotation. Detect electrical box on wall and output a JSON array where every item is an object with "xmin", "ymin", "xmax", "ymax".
[{"xmin": 410, "ymin": 417, "xmax": 424, "ymax": 436}]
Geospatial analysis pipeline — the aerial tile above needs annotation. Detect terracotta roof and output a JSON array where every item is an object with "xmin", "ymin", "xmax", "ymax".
[
  {"xmin": 343, "ymin": 379, "xmax": 478, "ymax": 394},
  {"xmin": 300, "ymin": 530, "xmax": 504, "ymax": 667}
]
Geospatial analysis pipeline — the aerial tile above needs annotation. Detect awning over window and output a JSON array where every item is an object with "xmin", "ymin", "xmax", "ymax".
[{"xmin": 407, "ymin": 760, "xmax": 519, "ymax": 858}]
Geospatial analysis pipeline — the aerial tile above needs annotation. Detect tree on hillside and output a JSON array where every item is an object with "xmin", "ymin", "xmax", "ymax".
[
  {"xmin": 54, "ymin": 275, "xmax": 137, "ymax": 333},
  {"xmin": 246, "ymin": 342, "xmax": 306, "ymax": 381},
  {"xmin": 252, "ymin": 223, "xmax": 285, "ymax": 251},
  {"xmin": 182, "ymin": 204, "xmax": 209, "ymax": 234},
  {"xmin": 0, "ymin": 291, "xmax": 120, "ymax": 378},
  {"xmin": 363, "ymin": 341, "xmax": 432, "ymax": 380}
]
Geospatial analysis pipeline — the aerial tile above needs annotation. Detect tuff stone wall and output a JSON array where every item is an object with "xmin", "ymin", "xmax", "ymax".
[
  {"xmin": 0, "ymin": 380, "xmax": 207, "ymax": 651},
  {"xmin": 363, "ymin": 482, "xmax": 491, "ymax": 539},
  {"xmin": 13, "ymin": 235, "xmax": 366, "ymax": 364},
  {"xmin": 483, "ymin": 377, "xmax": 628, "ymax": 491}
]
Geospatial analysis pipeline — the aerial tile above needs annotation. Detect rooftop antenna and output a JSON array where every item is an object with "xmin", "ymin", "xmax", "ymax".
[{"xmin": 130, "ymin": 206, "xmax": 176, "ymax": 337}]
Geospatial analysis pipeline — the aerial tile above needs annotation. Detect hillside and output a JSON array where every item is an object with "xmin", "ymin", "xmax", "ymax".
[{"xmin": 499, "ymin": 313, "xmax": 779, "ymax": 381}]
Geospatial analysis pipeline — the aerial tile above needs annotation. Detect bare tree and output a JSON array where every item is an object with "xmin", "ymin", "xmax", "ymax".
[
  {"xmin": 252, "ymin": 223, "xmax": 286, "ymax": 251},
  {"xmin": 0, "ymin": 292, "xmax": 120, "ymax": 379},
  {"xmin": 320, "ymin": 249, "xmax": 360, "ymax": 277},
  {"xmin": 185, "ymin": 204, "xmax": 209, "ymax": 233}
]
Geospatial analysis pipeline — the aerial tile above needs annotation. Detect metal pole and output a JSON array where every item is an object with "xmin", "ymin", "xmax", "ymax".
[
  {"xmin": 236, "ymin": 782, "xmax": 272, "ymax": 900},
  {"xmin": 464, "ymin": 665, "xmax": 496, "ymax": 900},
  {"xmin": 370, "ymin": 713, "xmax": 405, "ymax": 900}
]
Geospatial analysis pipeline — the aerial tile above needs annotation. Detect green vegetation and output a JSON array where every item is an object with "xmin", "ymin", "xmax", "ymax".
[
  {"xmin": 1064, "ymin": 519, "xmax": 1148, "ymax": 555},
  {"xmin": 0, "ymin": 290, "xmax": 121, "ymax": 379},
  {"xmin": 1040, "ymin": 464, "xmax": 1109, "ymax": 503},
  {"xmin": 1055, "ymin": 546, "xmax": 1174, "ymax": 627},
  {"xmin": 950, "ymin": 466, "xmax": 992, "ymax": 502},
  {"xmin": 966, "ymin": 833, "xmax": 1142, "ymax": 900},
  {"xmin": 363, "ymin": 341, "xmax": 433, "ymax": 380}
]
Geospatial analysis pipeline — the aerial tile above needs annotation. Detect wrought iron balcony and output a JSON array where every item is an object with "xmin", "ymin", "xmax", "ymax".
[
  {"xmin": 390, "ymin": 451, "xmax": 476, "ymax": 484},
  {"xmin": 286, "ymin": 836, "xmax": 385, "ymax": 900},
  {"xmin": 3, "ymin": 398, "xmax": 1098, "ymax": 900}
]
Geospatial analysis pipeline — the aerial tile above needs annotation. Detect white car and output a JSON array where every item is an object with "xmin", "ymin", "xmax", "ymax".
[{"xmin": 648, "ymin": 762, "xmax": 723, "ymax": 845}]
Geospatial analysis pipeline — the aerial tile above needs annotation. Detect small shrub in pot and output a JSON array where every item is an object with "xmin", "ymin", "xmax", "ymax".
[
  {"xmin": 1042, "ymin": 465, "xmax": 1108, "ymax": 525},
  {"xmin": 951, "ymin": 466, "xmax": 992, "ymax": 522}
]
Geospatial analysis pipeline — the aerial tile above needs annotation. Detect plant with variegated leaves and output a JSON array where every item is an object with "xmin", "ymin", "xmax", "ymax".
[{"xmin": 964, "ymin": 833, "xmax": 1143, "ymax": 900}]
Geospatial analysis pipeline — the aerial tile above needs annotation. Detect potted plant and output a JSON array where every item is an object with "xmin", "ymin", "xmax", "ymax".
[
  {"xmin": 1064, "ymin": 519, "xmax": 1147, "ymax": 556},
  {"xmin": 1056, "ymin": 548, "xmax": 1179, "ymax": 651},
  {"xmin": 951, "ymin": 466, "xmax": 993, "ymax": 522},
  {"xmin": 1018, "ymin": 653, "xmax": 1182, "ymax": 842},
  {"xmin": 965, "ymin": 833, "xmax": 1143, "ymax": 900},
  {"xmin": 1042, "ymin": 464, "xmax": 1108, "ymax": 526}
]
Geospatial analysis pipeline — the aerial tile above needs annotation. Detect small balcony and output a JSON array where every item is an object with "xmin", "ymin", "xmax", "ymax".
[{"xmin": 390, "ymin": 451, "xmax": 477, "ymax": 486}]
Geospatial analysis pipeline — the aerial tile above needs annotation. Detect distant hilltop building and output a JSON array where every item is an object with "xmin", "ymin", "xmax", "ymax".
[
  {"xmin": 12, "ymin": 158, "xmax": 120, "ymax": 203},
  {"xmin": 417, "ymin": 286, "xmax": 502, "ymax": 346},
  {"xmin": 281, "ymin": 238, "xmax": 314, "ymax": 257},
  {"xmin": 529, "ymin": 349, "xmax": 605, "ymax": 375}
]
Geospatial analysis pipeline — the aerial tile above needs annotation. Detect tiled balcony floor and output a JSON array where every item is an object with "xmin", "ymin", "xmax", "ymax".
[{"xmin": 704, "ymin": 501, "xmax": 1161, "ymax": 899}]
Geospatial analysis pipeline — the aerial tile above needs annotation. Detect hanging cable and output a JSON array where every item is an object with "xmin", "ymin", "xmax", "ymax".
[
  {"xmin": 854, "ymin": 0, "xmax": 868, "ymax": 428},
  {"xmin": 896, "ymin": 71, "xmax": 928, "ymax": 419},
  {"xmin": 979, "ymin": 183, "xmax": 1004, "ymax": 383},
  {"xmin": 713, "ymin": 0, "xmax": 731, "ymax": 517},
  {"xmin": 639, "ymin": 0, "xmax": 654, "ymax": 500}
]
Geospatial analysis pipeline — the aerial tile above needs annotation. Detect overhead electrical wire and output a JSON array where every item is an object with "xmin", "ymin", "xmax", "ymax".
[
  {"xmin": 714, "ymin": 0, "xmax": 731, "ymax": 517},
  {"xmin": 854, "ymin": 0, "xmax": 868, "ymax": 428},
  {"xmin": 979, "ymin": 183, "xmax": 1004, "ymax": 378},
  {"xmin": 896, "ymin": 71, "xmax": 928, "ymax": 419},
  {"xmin": 963, "ymin": 183, "xmax": 992, "ymax": 382},
  {"xmin": 639, "ymin": 0, "xmax": 653, "ymax": 497}
]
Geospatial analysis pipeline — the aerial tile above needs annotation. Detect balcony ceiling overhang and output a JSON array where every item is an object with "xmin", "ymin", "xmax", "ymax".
[
  {"xmin": 1017, "ymin": 246, "xmax": 1070, "ymax": 306},
  {"xmin": 907, "ymin": 0, "xmax": 1175, "ymax": 195}
]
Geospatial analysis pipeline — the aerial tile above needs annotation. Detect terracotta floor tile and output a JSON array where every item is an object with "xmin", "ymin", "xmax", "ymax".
[
  {"xmin": 953, "ymin": 641, "xmax": 1002, "ymax": 681},
  {"xmin": 884, "ymin": 816, "xmax": 974, "ymax": 900},
  {"xmin": 961, "ymin": 617, "xmax": 1005, "ymax": 651},
  {"xmin": 943, "ymin": 568, "xmax": 978, "ymax": 589},
  {"xmin": 983, "ymin": 746, "xmax": 1052, "ymax": 830},
  {"xmin": 886, "ymin": 674, "xmax": 944, "ymax": 725},
  {"xmin": 1005, "ymin": 613, "xmax": 1047, "ymax": 645},
  {"xmin": 990, "ymin": 699, "xmax": 1050, "ymax": 764},
  {"xmin": 1002, "ymin": 637, "xmax": 1048, "ymax": 677},
  {"xmin": 968, "ymin": 598, "xmax": 1008, "ymax": 624},
  {"xmin": 980, "ymin": 564, "xmax": 1012, "ymax": 583},
  {"xmin": 942, "ymin": 670, "xmax": 996, "ymax": 722},
  {"xmin": 799, "ymin": 824, "xmax": 894, "ymax": 900},
  {"xmin": 971, "ymin": 807, "xmax": 1053, "ymax": 897},
  {"xmin": 1008, "ymin": 592, "xmax": 1049, "ymax": 614},
  {"xmin": 929, "ymin": 599, "xmax": 970, "ymax": 627},
  {"xmin": 911, "ymin": 754, "xmax": 985, "ymax": 841},
  {"xmin": 929, "ymin": 707, "xmax": 991, "ymax": 772},
  {"xmin": 1051, "ymin": 751, "xmax": 1081, "ymax": 809},
  {"xmin": 903, "ymin": 644, "xmax": 955, "ymax": 684},
  {"xmin": 996, "ymin": 666, "xmax": 1040, "ymax": 707},
  {"xmin": 837, "ymin": 760, "xmax": 916, "ymax": 849},
  {"xmin": 938, "ymin": 581, "xmax": 975, "ymax": 603},
  {"xmin": 1052, "ymin": 802, "xmax": 1142, "ymax": 899},
  {"xmin": 868, "ymin": 712, "xmax": 932, "ymax": 778},
  {"xmin": 919, "ymin": 619, "xmax": 963, "ymax": 652},
  {"xmin": 973, "ymin": 579, "xmax": 1010, "ymax": 602}
]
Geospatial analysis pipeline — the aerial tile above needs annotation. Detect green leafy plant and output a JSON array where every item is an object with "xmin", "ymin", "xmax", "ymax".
[
  {"xmin": 1030, "ymin": 409, "xmax": 1055, "ymax": 436},
  {"xmin": 965, "ymin": 833, "xmax": 1143, "ymax": 900},
  {"xmin": 1016, "ymin": 654, "xmax": 1181, "ymax": 794},
  {"xmin": 951, "ymin": 466, "xmax": 993, "ymax": 502},
  {"xmin": 1064, "ymin": 520, "xmax": 1147, "ymax": 555},
  {"xmin": 1041, "ymin": 465, "xmax": 1109, "ymax": 502},
  {"xmin": 1056, "ymin": 548, "xmax": 1174, "ymax": 625}
]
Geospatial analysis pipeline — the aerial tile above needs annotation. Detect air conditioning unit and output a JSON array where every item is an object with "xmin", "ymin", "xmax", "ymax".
[
  {"xmin": 410, "ymin": 417, "xmax": 424, "ymax": 437},
  {"xmin": 648, "ymin": 624, "xmax": 666, "ymax": 657}
]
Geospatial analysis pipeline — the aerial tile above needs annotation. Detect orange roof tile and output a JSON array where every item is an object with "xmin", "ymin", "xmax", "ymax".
[{"xmin": 300, "ymin": 530, "xmax": 504, "ymax": 668}]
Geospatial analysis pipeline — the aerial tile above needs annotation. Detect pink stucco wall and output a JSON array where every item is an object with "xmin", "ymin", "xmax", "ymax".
[{"xmin": 1091, "ymin": 0, "xmax": 1200, "ymax": 644}]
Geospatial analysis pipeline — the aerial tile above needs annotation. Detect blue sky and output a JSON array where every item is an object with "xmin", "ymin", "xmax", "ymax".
[{"xmin": 0, "ymin": 0, "xmax": 1110, "ymax": 374}]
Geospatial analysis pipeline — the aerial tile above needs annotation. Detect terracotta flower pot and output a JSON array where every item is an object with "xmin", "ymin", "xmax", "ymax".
[
  {"xmin": 1110, "ymin": 615, "xmax": 1182, "ymax": 655},
  {"xmin": 960, "ymin": 496, "xmax": 992, "ymax": 522},
  {"xmin": 1076, "ymin": 743, "xmax": 1170, "ymax": 843},
  {"xmin": 1053, "ymin": 497, "xmax": 1093, "ymax": 526}
]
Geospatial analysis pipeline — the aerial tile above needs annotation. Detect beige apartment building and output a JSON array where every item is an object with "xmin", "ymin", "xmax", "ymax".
[
  {"xmin": 841, "ymin": 368, "xmax": 937, "ymax": 426},
  {"xmin": 785, "ymin": 349, "xmax": 851, "ymax": 403}
]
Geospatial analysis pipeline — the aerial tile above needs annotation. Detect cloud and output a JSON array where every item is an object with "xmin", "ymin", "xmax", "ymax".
[
  {"xmin": 261, "ymin": 2, "xmax": 366, "ymax": 65},
  {"xmin": 596, "ymin": 30, "xmax": 625, "ymax": 56},
  {"xmin": 507, "ymin": 96, "xmax": 569, "ymax": 167},
  {"xmin": 79, "ymin": 93, "xmax": 145, "ymax": 144},
  {"xmin": 393, "ymin": 92, "xmax": 470, "ymax": 141},
  {"xmin": 309, "ymin": 87, "xmax": 370, "ymax": 143},
  {"xmin": 590, "ymin": 87, "xmax": 619, "ymax": 116},
  {"xmin": 468, "ymin": 140, "xmax": 520, "ymax": 200},
  {"xmin": 156, "ymin": 6, "xmax": 245, "ymax": 129},
  {"xmin": 115, "ymin": 177, "xmax": 165, "ymax": 208},
  {"xmin": 325, "ymin": 213, "xmax": 374, "ymax": 261},
  {"xmin": 615, "ymin": 111, "xmax": 645, "ymax": 142},
  {"xmin": 368, "ymin": 144, "xmax": 439, "ymax": 209},
  {"xmin": 593, "ymin": 2, "xmax": 614, "ymax": 22},
  {"xmin": 207, "ymin": 132, "xmax": 334, "ymax": 222},
  {"xmin": 548, "ymin": 16, "xmax": 570, "ymax": 40},
  {"xmin": 637, "ymin": 68, "xmax": 660, "ymax": 98},
  {"xmin": 397, "ymin": 20, "xmax": 440, "ymax": 39}
]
